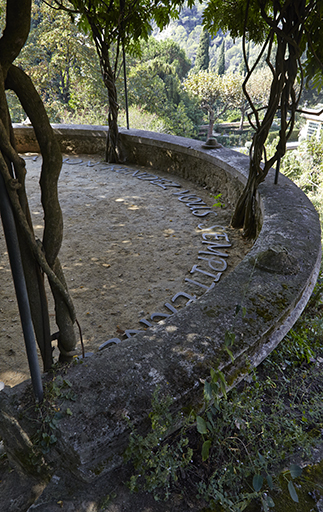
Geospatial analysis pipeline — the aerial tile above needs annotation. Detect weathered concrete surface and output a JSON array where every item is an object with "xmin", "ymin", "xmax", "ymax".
[
  {"xmin": 14, "ymin": 123, "xmax": 248, "ymax": 203},
  {"xmin": 0, "ymin": 127, "xmax": 321, "ymax": 503},
  {"xmin": 13, "ymin": 123, "xmax": 107, "ymax": 155}
]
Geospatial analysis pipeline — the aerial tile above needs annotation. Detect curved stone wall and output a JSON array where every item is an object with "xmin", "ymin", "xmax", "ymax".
[{"xmin": 1, "ymin": 124, "xmax": 321, "ymax": 483}]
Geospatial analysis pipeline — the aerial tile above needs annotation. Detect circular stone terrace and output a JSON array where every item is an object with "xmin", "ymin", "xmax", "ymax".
[
  {"xmin": 0, "ymin": 125, "xmax": 321, "ymax": 504},
  {"xmin": 0, "ymin": 151, "xmax": 252, "ymax": 387}
]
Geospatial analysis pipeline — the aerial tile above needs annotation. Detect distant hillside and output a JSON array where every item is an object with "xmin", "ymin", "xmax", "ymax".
[
  {"xmin": 155, "ymin": 3, "xmax": 246, "ymax": 73},
  {"xmin": 155, "ymin": 3, "xmax": 323, "ymax": 108},
  {"xmin": 155, "ymin": 4, "xmax": 203, "ymax": 64}
]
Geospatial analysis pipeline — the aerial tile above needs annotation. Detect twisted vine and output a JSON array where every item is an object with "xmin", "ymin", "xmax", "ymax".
[{"xmin": 231, "ymin": 0, "xmax": 306, "ymax": 238}]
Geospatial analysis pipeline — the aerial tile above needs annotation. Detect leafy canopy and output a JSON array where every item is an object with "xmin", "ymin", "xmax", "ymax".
[
  {"xmin": 203, "ymin": 0, "xmax": 323, "ymax": 86},
  {"xmin": 60, "ymin": 0, "xmax": 198, "ymax": 57}
]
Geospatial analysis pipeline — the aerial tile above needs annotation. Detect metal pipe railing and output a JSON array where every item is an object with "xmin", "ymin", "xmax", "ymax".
[{"xmin": 0, "ymin": 172, "xmax": 43, "ymax": 402}]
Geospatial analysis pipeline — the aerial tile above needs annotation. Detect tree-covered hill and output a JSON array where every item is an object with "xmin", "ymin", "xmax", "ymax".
[
  {"xmin": 154, "ymin": 2, "xmax": 248, "ymax": 73},
  {"xmin": 5, "ymin": 0, "xmax": 323, "ymax": 141},
  {"xmin": 155, "ymin": 1, "xmax": 323, "ymax": 108}
]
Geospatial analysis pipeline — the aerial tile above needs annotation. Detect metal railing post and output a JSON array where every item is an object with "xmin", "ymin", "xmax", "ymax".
[{"xmin": 0, "ymin": 173, "xmax": 43, "ymax": 402}]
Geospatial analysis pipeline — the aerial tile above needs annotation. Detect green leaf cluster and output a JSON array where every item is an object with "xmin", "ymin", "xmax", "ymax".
[
  {"xmin": 65, "ymin": 0, "xmax": 196, "ymax": 56},
  {"xmin": 126, "ymin": 280, "xmax": 323, "ymax": 509},
  {"xmin": 195, "ymin": 29, "xmax": 210, "ymax": 72},
  {"xmin": 127, "ymin": 37, "xmax": 201, "ymax": 136},
  {"xmin": 267, "ymin": 137, "xmax": 323, "ymax": 227},
  {"xmin": 9, "ymin": 2, "xmax": 106, "ymax": 123},
  {"xmin": 21, "ymin": 371, "xmax": 77, "ymax": 476},
  {"xmin": 125, "ymin": 388, "xmax": 193, "ymax": 501},
  {"xmin": 203, "ymin": 0, "xmax": 323, "ymax": 89}
]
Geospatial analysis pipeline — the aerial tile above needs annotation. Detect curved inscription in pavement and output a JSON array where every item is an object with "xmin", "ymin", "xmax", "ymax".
[{"xmin": 62, "ymin": 159, "xmax": 233, "ymax": 350}]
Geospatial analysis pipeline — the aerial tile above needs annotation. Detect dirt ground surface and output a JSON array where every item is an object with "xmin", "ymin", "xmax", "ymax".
[
  {"xmin": 0, "ymin": 154, "xmax": 253, "ymax": 512},
  {"xmin": 0, "ymin": 153, "xmax": 252, "ymax": 388}
]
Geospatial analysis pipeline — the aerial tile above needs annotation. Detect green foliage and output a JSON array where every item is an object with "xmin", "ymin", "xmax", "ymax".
[
  {"xmin": 25, "ymin": 3, "xmax": 99, "ymax": 103},
  {"xmin": 126, "ymin": 268, "xmax": 323, "ymax": 509},
  {"xmin": 57, "ymin": 0, "xmax": 197, "ymax": 65},
  {"xmin": 127, "ymin": 37, "xmax": 201, "ymax": 137},
  {"xmin": 140, "ymin": 37, "xmax": 192, "ymax": 80},
  {"xmin": 266, "ymin": 138, "xmax": 323, "ymax": 227},
  {"xmin": 203, "ymin": 0, "xmax": 323, "ymax": 237},
  {"xmin": 184, "ymin": 69, "xmax": 223, "ymax": 109},
  {"xmin": 195, "ymin": 29, "xmax": 210, "ymax": 72},
  {"xmin": 7, "ymin": 5, "xmax": 201, "ymax": 138},
  {"xmin": 183, "ymin": 69, "xmax": 227, "ymax": 135},
  {"xmin": 125, "ymin": 388, "xmax": 193, "ymax": 500},
  {"xmin": 47, "ymin": 0, "xmax": 198, "ymax": 160},
  {"xmin": 155, "ymin": 5, "xmax": 268, "ymax": 74},
  {"xmin": 7, "ymin": 2, "xmax": 107, "ymax": 124},
  {"xmin": 184, "ymin": 66, "xmax": 272, "ymax": 137},
  {"xmin": 203, "ymin": 0, "xmax": 268, "ymax": 44},
  {"xmin": 195, "ymin": 352, "xmax": 323, "ymax": 510},
  {"xmin": 217, "ymin": 133, "xmax": 246, "ymax": 147},
  {"xmin": 5, "ymin": 90, "xmax": 25, "ymax": 122},
  {"xmin": 265, "ymin": 273, "xmax": 323, "ymax": 372},
  {"xmin": 213, "ymin": 193, "xmax": 224, "ymax": 207},
  {"xmin": 300, "ymin": 79, "xmax": 323, "ymax": 108},
  {"xmin": 301, "ymin": 3, "xmax": 323, "ymax": 91},
  {"xmin": 155, "ymin": 3, "xmax": 203, "ymax": 61},
  {"xmin": 217, "ymin": 39, "xmax": 225, "ymax": 75},
  {"xmin": 15, "ymin": 0, "xmax": 322, "ymax": 143},
  {"xmin": 16, "ymin": 370, "xmax": 78, "ymax": 476},
  {"xmin": 118, "ymin": 105, "xmax": 168, "ymax": 133},
  {"xmin": 65, "ymin": 0, "xmax": 184, "ymax": 54}
]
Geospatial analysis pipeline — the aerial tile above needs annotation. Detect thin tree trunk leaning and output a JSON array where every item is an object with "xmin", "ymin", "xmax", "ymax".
[
  {"xmin": 231, "ymin": 1, "xmax": 303, "ymax": 239},
  {"xmin": 6, "ymin": 65, "xmax": 77, "ymax": 362},
  {"xmin": 99, "ymin": 40, "xmax": 123, "ymax": 163},
  {"xmin": 86, "ymin": 15, "xmax": 124, "ymax": 163},
  {"xmin": 0, "ymin": 88, "xmax": 52, "ymax": 369},
  {"xmin": 0, "ymin": 0, "xmax": 52, "ymax": 370},
  {"xmin": 103, "ymin": 67, "xmax": 121, "ymax": 163},
  {"xmin": 207, "ymin": 110, "xmax": 214, "ymax": 139}
]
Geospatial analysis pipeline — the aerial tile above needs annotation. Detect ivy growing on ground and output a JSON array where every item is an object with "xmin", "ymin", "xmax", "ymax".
[
  {"xmin": 14, "ymin": 366, "xmax": 78, "ymax": 476},
  {"xmin": 126, "ymin": 270, "xmax": 323, "ymax": 510},
  {"xmin": 124, "ymin": 388, "xmax": 193, "ymax": 501}
]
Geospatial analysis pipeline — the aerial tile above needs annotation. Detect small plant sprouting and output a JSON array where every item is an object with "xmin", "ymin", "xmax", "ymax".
[
  {"xmin": 213, "ymin": 193, "xmax": 225, "ymax": 208},
  {"xmin": 196, "ymin": 369, "xmax": 227, "ymax": 462},
  {"xmin": 32, "ymin": 373, "xmax": 76, "ymax": 455}
]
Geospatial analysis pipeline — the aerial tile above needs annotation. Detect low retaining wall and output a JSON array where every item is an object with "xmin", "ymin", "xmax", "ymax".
[{"xmin": 0, "ymin": 125, "xmax": 321, "ymax": 485}]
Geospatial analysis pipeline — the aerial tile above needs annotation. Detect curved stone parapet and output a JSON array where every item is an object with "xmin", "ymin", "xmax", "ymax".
[{"xmin": 1, "ymin": 125, "xmax": 321, "ymax": 484}]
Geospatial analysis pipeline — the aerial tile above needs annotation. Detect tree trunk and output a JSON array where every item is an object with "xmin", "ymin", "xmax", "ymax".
[
  {"xmin": 232, "ymin": 1, "xmax": 305, "ymax": 239},
  {"xmin": 231, "ymin": 159, "xmax": 259, "ymax": 239},
  {"xmin": 6, "ymin": 65, "xmax": 77, "ymax": 362},
  {"xmin": 14, "ymin": 222, "xmax": 53, "ymax": 370},
  {"xmin": 0, "ymin": 76, "xmax": 53, "ymax": 369},
  {"xmin": 0, "ymin": 0, "xmax": 56, "ymax": 370},
  {"xmin": 0, "ymin": 0, "xmax": 77, "ymax": 370},
  {"xmin": 207, "ymin": 109, "xmax": 214, "ymax": 139},
  {"xmin": 77, "ymin": 9, "xmax": 124, "ymax": 163},
  {"xmin": 239, "ymin": 104, "xmax": 245, "ymax": 131},
  {"xmin": 102, "ymin": 62, "xmax": 123, "ymax": 163}
]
